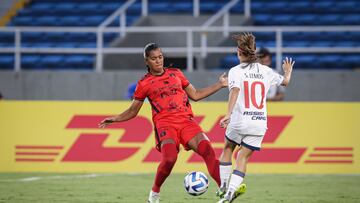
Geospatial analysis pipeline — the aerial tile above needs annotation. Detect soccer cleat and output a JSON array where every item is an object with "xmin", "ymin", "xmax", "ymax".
[
  {"xmin": 234, "ymin": 183, "xmax": 247, "ymax": 198},
  {"xmin": 216, "ymin": 186, "xmax": 227, "ymax": 198},
  {"xmin": 216, "ymin": 183, "xmax": 246, "ymax": 203},
  {"xmin": 147, "ymin": 191, "xmax": 160, "ymax": 203}
]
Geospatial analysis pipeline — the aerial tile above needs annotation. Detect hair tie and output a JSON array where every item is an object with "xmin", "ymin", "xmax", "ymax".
[{"xmin": 237, "ymin": 47, "xmax": 245, "ymax": 53}]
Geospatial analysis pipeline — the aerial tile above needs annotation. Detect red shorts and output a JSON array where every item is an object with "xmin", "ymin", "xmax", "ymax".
[{"xmin": 154, "ymin": 117, "xmax": 203, "ymax": 152}]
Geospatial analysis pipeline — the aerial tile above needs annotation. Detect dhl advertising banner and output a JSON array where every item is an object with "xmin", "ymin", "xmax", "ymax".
[{"xmin": 0, "ymin": 101, "xmax": 359, "ymax": 174}]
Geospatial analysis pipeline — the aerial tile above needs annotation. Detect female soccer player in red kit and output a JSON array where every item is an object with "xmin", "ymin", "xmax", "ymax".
[{"xmin": 98, "ymin": 43, "xmax": 227, "ymax": 203}]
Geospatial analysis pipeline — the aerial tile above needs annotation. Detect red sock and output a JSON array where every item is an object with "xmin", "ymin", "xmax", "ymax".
[
  {"xmin": 196, "ymin": 140, "xmax": 221, "ymax": 187},
  {"xmin": 152, "ymin": 143, "xmax": 178, "ymax": 193}
]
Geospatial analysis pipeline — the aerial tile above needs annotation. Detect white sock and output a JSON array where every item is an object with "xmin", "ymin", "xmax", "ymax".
[
  {"xmin": 227, "ymin": 170, "xmax": 245, "ymax": 195},
  {"xmin": 219, "ymin": 162, "xmax": 232, "ymax": 189}
]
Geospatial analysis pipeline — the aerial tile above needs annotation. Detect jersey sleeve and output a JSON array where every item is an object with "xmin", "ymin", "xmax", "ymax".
[
  {"xmin": 133, "ymin": 81, "xmax": 147, "ymax": 101},
  {"xmin": 228, "ymin": 68, "xmax": 241, "ymax": 90},
  {"xmin": 269, "ymin": 69, "xmax": 284, "ymax": 86},
  {"xmin": 176, "ymin": 69, "xmax": 190, "ymax": 89}
]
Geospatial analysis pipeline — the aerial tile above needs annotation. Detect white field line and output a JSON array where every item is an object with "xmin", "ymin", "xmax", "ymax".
[{"xmin": 0, "ymin": 173, "xmax": 114, "ymax": 182}]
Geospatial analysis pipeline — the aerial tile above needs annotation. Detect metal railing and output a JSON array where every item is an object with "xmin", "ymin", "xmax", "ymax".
[
  {"xmin": 1, "ymin": 26, "xmax": 360, "ymax": 72},
  {"xmin": 200, "ymin": 0, "xmax": 240, "ymax": 59}
]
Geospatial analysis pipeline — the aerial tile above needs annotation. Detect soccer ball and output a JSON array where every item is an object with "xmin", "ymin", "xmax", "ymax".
[{"xmin": 183, "ymin": 171, "xmax": 209, "ymax": 196}]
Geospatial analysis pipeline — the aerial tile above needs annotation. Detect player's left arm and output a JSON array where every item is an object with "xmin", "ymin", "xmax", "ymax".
[
  {"xmin": 281, "ymin": 57, "xmax": 295, "ymax": 86},
  {"xmin": 185, "ymin": 73, "xmax": 228, "ymax": 101}
]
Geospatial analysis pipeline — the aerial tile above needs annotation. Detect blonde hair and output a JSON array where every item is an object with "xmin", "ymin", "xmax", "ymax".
[{"xmin": 232, "ymin": 32, "xmax": 257, "ymax": 63}]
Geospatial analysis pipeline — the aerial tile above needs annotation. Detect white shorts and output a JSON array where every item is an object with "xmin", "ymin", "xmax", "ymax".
[{"xmin": 225, "ymin": 127, "xmax": 264, "ymax": 151}]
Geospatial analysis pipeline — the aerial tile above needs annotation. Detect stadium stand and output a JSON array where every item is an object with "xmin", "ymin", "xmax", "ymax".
[
  {"xmin": 222, "ymin": 0, "xmax": 360, "ymax": 70},
  {"xmin": 0, "ymin": 0, "xmax": 359, "ymax": 70}
]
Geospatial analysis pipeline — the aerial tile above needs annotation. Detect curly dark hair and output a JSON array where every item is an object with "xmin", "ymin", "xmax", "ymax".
[{"xmin": 143, "ymin": 43, "xmax": 160, "ymax": 58}]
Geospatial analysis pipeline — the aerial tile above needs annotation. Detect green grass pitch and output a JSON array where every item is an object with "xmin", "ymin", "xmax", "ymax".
[{"xmin": 0, "ymin": 173, "xmax": 360, "ymax": 203}]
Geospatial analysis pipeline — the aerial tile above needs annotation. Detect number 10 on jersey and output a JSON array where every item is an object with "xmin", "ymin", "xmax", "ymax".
[{"xmin": 244, "ymin": 81, "xmax": 265, "ymax": 110}]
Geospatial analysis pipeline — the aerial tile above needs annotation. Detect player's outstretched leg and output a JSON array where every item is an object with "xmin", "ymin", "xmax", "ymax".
[
  {"xmin": 148, "ymin": 143, "xmax": 178, "ymax": 203},
  {"xmin": 196, "ymin": 139, "xmax": 221, "ymax": 187}
]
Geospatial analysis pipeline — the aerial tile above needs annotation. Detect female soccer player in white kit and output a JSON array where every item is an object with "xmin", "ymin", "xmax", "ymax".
[{"xmin": 217, "ymin": 33, "xmax": 295, "ymax": 203}]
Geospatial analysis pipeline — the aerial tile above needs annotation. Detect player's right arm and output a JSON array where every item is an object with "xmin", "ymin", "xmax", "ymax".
[
  {"xmin": 98, "ymin": 99, "xmax": 144, "ymax": 128},
  {"xmin": 220, "ymin": 86, "xmax": 240, "ymax": 128},
  {"xmin": 219, "ymin": 68, "xmax": 240, "ymax": 128}
]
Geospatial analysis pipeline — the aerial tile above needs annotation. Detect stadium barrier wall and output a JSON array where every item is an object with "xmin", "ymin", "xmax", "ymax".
[
  {"xmin": 0, "ymin": 70, "xmax": 360, "ymax": 101},
  {"xmin": 0, "ymin": 101, "xmax": 359, "ymax": 174}
]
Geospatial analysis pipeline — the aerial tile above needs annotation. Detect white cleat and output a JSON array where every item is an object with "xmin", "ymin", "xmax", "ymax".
[{"xmin": 147, "ymin": 190, "xmax": 160, "ymax": 203}]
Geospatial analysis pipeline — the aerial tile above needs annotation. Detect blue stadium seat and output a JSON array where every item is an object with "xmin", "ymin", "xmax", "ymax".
[
  {"xmin": 31, "ymin": 3, "xmax": 53, "ymax": 11},
  {"xmin": 22, "ymin": 42, "xmax": 54, "ymax": 48},
  {"xmin": 0, "ymin": 55, "xmax": 14, "ymax": 70},
  {"xmin": 53, "ymin": 3, "xmax": 77, "ymax": 12},
  {"xmin": 44, "ymin": 33, "xmax": 68, "ymax": 42},
  {"xmin": 172, "ymin": 2, "xmax": 192, "ymax": 13},
  {"xmin": 127, "ymin": 3, "xmax": 142, "ymax": 15},
  {"xmin": 77, "ymin": 3, "xmax": 101, "ymax": 15},
  {"xmin": 59, "ymin": 16, "xmax": 82, "ymax": 26},
  {"xmin": 35, "ymin": 16, "xmax": 60, "ymax": 26},
  {"xmin": 318, "ymin": 15, "xmax": 341, "ymax": 25},
  {"xmin": 21, "ymin": 55, "xmax": 41, "ymax": 69},
  {"xmin": 79, "ymin": 42, "xmax": 96, "ymax": 48},
  {"xmin": 149, "ymin": 2, "xmax": 170, "ymax": 13},
  {"xmin": 0, "ymin": 42, "xmax": 14, "ymax": 47},
  {"xmin": 22, "ymin": 32, "xmax": 44, "ymax": 42},
  {"xmin": 40, "ymin": 55, "xmax": 65, "ymax": 69},
  {"xmin": 311, "ymin": 41, "xmax": 333, "ymax": 47},
  {"xmin": 64, "ymin": 55, "xmax": 93, "ymax": 69},
  {"xmin": 343, "ymin": 41, "xmax": 359, "ymax": 47},
  {"xmin": 230, "ymin": 3, "xmax": 244, "ymax": 13},
  {"xmin": 64, "ymin": 33, "xmax": 95, "ymax": 45},
  {"xmin": 341, "ymin": 15, "xmax": 360, "ymax": 25},
  {"xmin": 253, "ymin": 32, "xmax": 275, "ymax": 41},
  {"xmin": 11, "ymin": 16, "xmax": 33, "ymax": 26},
  {"xmin": 83, "ymin": 15, "xmax": 106, "ymax": 26},
  {"xmin": 0, "ymin": 32, "xmax": 14, "ymax": 43},
  {"xmin": 283, "ymin": 41, "xmax": 309, "ymax": 47},
  {"xmin": 292, "ymin": 55, "xmax": 318, "ymax": 69},
  {"xmin": 272, "ymin": 15, "xmax": 294, "ymax": 25},
  {"xmin": 294, "ymin": 15, "xmax": 317, "ymax": 25},
  {"xmin": 267, "ymin": 2, "xmax": 288, "ymax": 11},
  {"xmin": 253, "ymin": 14, "xmax": 272, "ymax": 25},
  {"xmin": 200, "ymin": 3, "xmax": 223, "ymax": 13},
  {"xmin": 344, "ymin": 55, "xmax": 359, "ymax": 66},
  {"xmin": 220, "ymin": 54, "xmax": 238, "ymax": 68}
]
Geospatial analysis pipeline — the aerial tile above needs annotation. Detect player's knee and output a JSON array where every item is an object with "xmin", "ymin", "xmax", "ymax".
[{"xmin": 162, "ymin": 155, "xmax": 177, "ymax": 167}]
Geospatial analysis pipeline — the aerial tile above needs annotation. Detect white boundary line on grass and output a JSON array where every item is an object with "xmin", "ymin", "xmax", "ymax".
[{"xmin": 0, "ymin": 173, "xmax": 113, "ymax": 182}]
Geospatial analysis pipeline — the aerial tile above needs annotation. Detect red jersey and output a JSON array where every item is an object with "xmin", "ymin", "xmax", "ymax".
[{"xmin": 134, "ymin": 68, "xmax": 194, "ymax": 123}]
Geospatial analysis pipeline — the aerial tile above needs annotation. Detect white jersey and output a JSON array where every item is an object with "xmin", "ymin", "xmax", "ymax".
[
  {"xmin": 228, "ymin": 62, "xmax": 284, "ymax": 136},
  {"xmin": 266, "ymin": 69, "xmax": 286, "ymax": 99}
]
